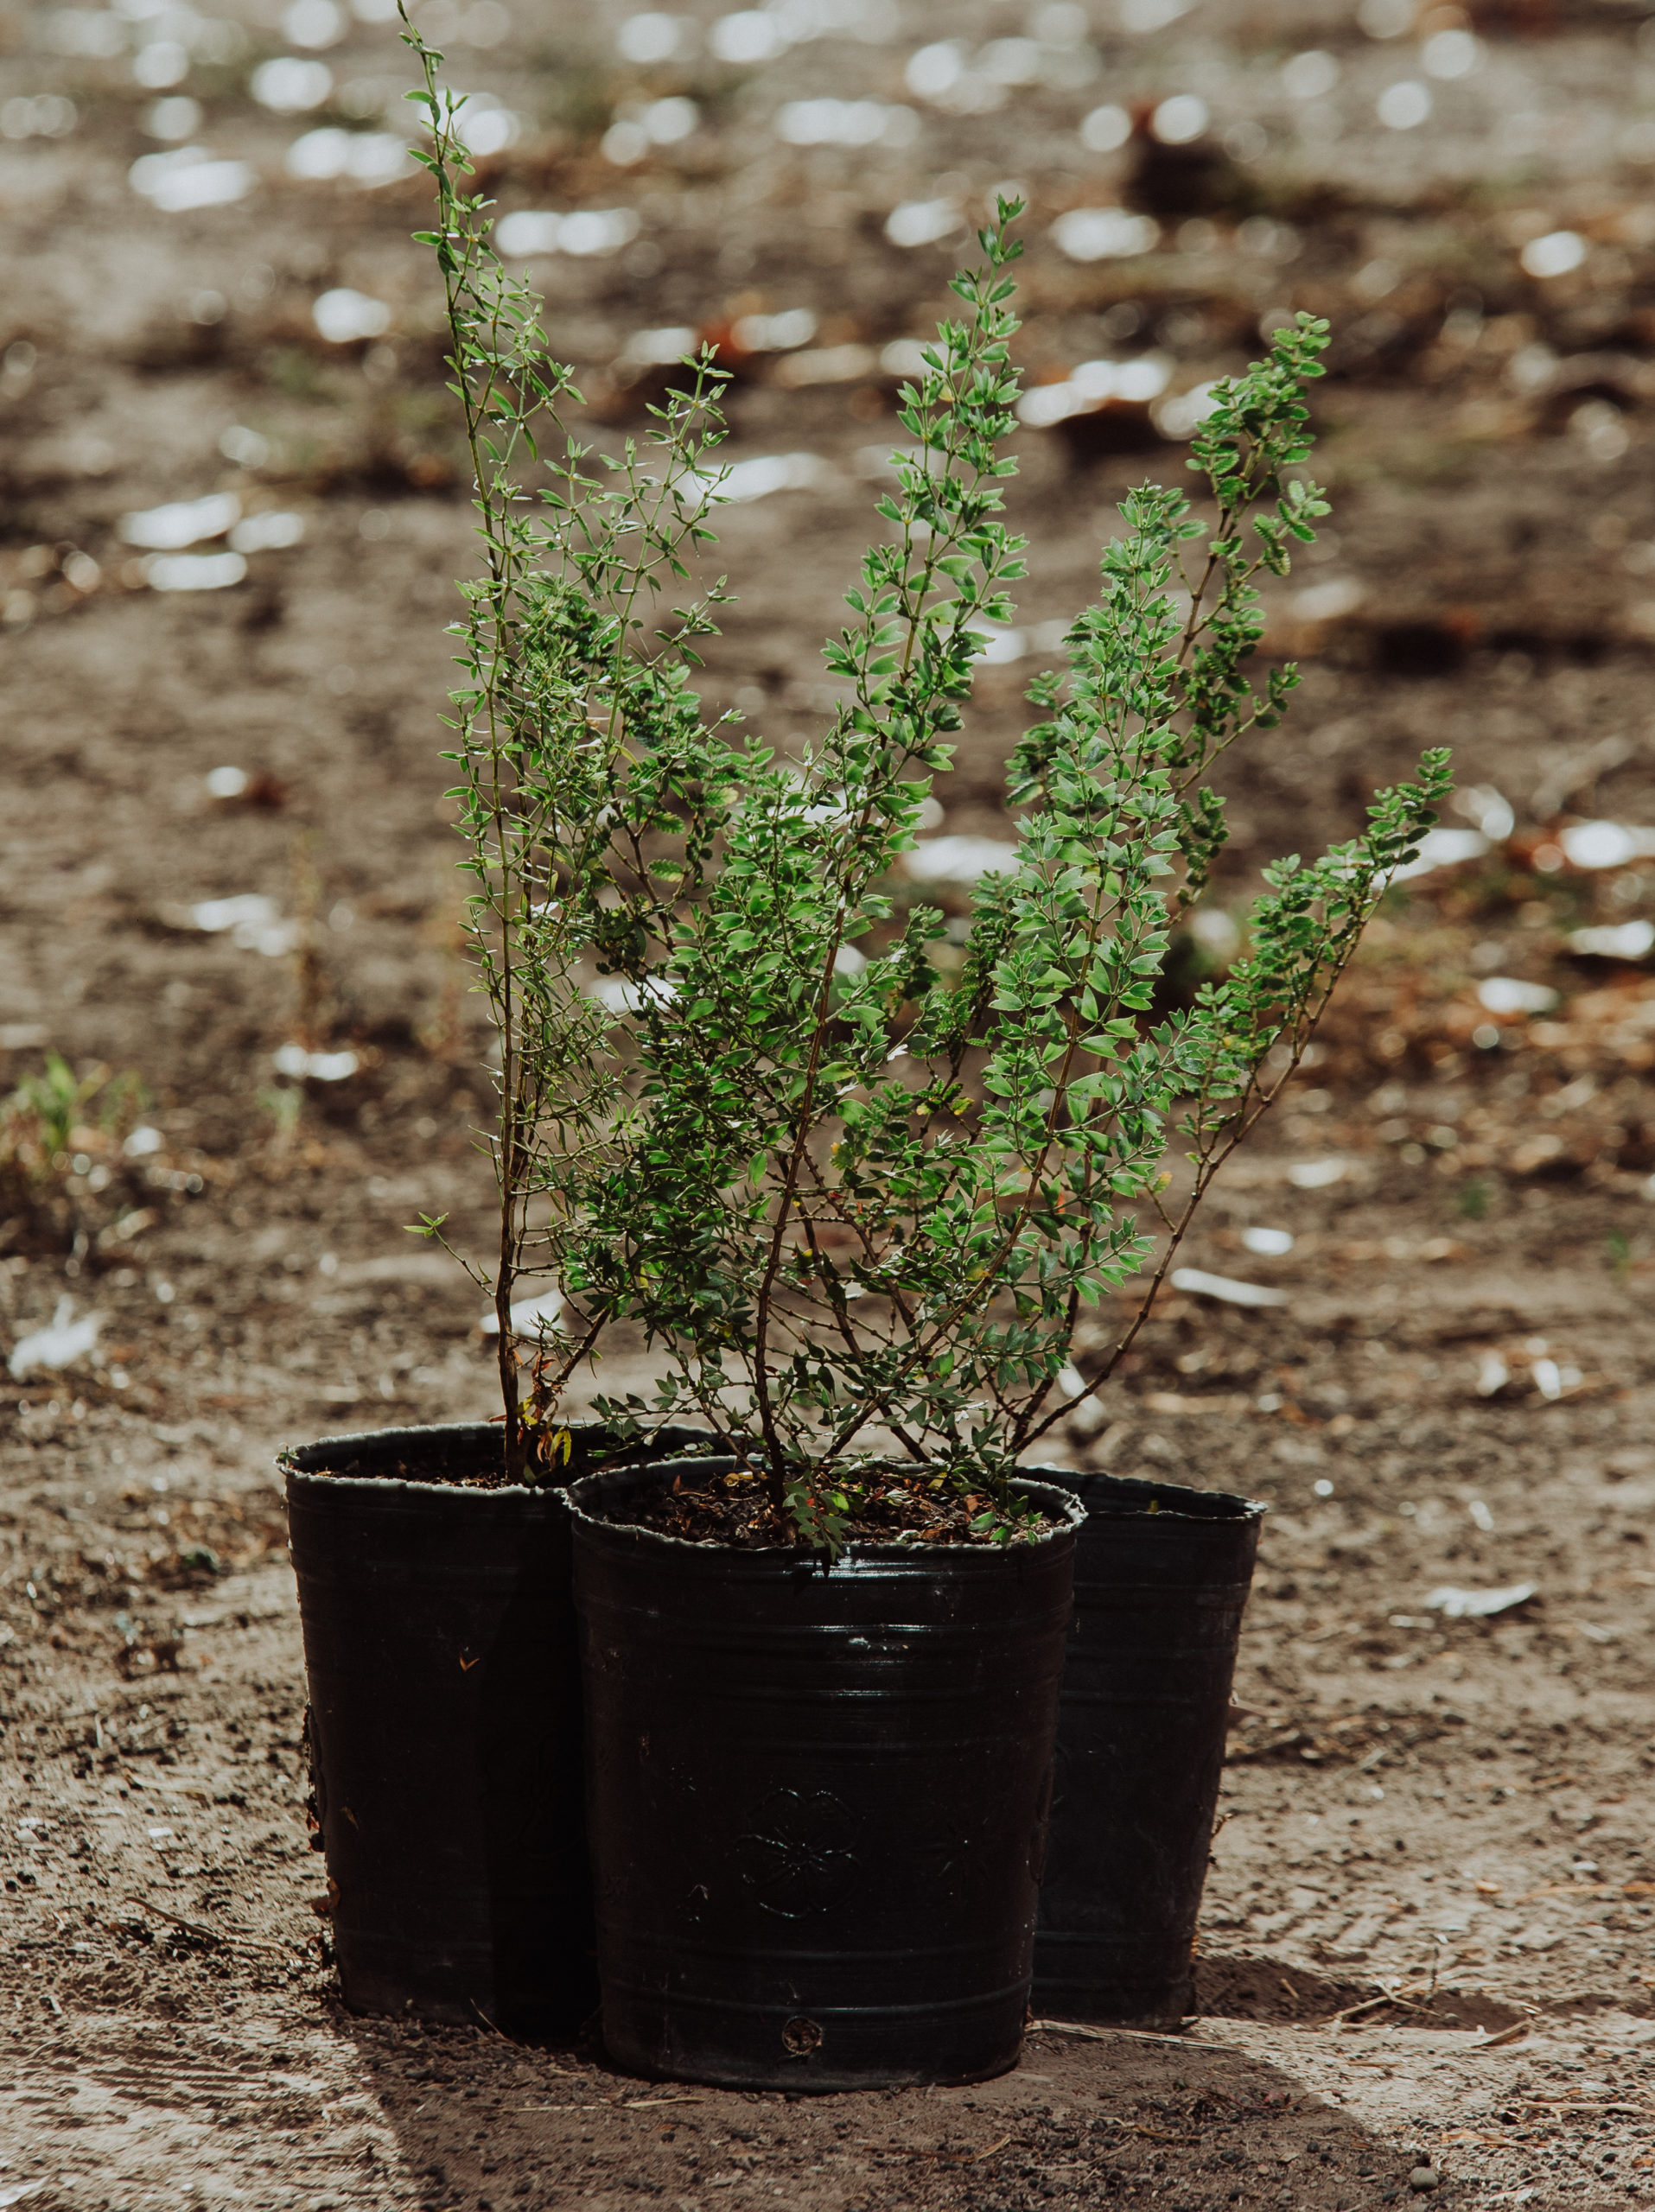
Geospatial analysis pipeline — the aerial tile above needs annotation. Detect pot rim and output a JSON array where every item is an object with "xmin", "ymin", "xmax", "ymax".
[
  {"xmin": 278, "ymin": 1419, "xmax": 708, "ymax": 1502},
  {"xmin": 1041, "ymin": 1465, "xmax": 1269, "ymax": 1522},
  {"xmin": 565, "ymin": 1455, "xmax": 1085, "ymax": 1563}
]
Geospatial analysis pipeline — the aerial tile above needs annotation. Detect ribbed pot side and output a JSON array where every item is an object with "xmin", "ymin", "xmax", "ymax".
[
  {"xmin": 283, "ymin": 1421, "xmax": 707, "ymax": 2035},
  {"xmin": 1033, "ymin": 1469, "xmax": 1264, "ymax": 2025},
  {"xmin": 570, "ymin": 1460, "xmax": 1081, "ymax": 2092}
]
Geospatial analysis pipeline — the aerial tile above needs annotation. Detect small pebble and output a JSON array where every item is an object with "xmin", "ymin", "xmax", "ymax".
[{"xmin": 1409, "ymin": 2167, "xmax": 1442, "ymax": 2192}]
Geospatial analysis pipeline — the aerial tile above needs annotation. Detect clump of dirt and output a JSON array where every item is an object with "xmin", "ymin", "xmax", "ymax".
[{"xmin": 604, "ymin": 1465, "xmax": 1056, "ymax": 1549}]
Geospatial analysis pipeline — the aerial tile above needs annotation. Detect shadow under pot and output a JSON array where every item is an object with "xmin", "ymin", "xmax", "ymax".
[
  {"xmin": 569, "ymin": 1459, "xmax": 1083, "ymax": 2092},
  {"xmin": 1033, "ymin": 1468, "xmax": 1264, "ymax": 2027},
  {"xmin": 282, "ymin": 1420, "xmax": 708, "ymax": 2037}
]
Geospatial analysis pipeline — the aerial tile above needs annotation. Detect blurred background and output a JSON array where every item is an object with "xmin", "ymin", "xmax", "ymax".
[
  {"xmin": 8, "ymin": 21, "xmax": 1655, "ymax": 2168},
  {"xmin": 4, "ymin": 0, "xmax": 1655, "ymax": 1383}
]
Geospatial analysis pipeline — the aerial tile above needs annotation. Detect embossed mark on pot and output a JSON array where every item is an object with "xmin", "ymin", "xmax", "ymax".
[{"xmin": 735, "ymin": 1789, "xmax": 859, "ymax": 1918}]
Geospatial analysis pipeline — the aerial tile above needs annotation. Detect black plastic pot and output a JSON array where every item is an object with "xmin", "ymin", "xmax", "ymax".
[
  {"xmin": 569, "ymin": 1459, "xmax": 1082, "ymax": 2091},
  {"xmin": 1033, "ymin": 1469, "xmax": 1264, "ymax": 2025},
  {"xmin": 282, "ymin": 1421, "xmax": 707, "ymax": 2035}
]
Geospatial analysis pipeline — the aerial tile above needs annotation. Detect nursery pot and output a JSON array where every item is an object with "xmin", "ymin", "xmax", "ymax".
[
  {"xmin": 1033, "ymin": 1469, "xmax": 1264, "ymax": 2026},
  {"xmin": 283, "ymin": 1421, "xmax": 707, "ymax": 2035},
  {"xmin": 569, "ymin": 1460, "xmax": 1082, "ymax": 2092}
]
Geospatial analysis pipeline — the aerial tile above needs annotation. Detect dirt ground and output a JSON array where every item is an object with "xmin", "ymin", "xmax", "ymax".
[{"xmin": 6, "ymin": 0, "xmax": 1655, "ymax": 2205}]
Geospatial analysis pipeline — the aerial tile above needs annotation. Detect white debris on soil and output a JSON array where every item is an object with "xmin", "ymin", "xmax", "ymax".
[
  {"xmin": 775, "ymin": 343, "xmax": 878, "ymax": 385},
  {"xmin": 494, "ymin": 207, "xmax": 640, "ymax": 257},
  {"xmin": 884, "ymin": 197, "xmax": 963, "ymax": 248},
  {"xmin": 186, "ymin": 894, "xmax": 298, "ymax": 955},
  {"xmin": 903, "ymin": 835, "xmax": 1020, "ymax": 880},
  {"xmin": 1152, "ymin": 380, "xmax": 1223, "ymax": 439},
  {"xmin": 143, "ymin": 551, "xmax": 247, "ymax": 592},
  {"xmin": 226, "ymin": 511, "xmax": 305, "ymax": 553},
  {"xmin": 776, "ymin": 98, "xmax": 916, "ymax": 147},
  {"xmin": 10, "ymin": 1298, "xmax": 104, "ymax": 1380},
  {"xmin": 731, "ymin": 308, "xmax": 817, "ymax": 353},
  {"xmin": 1557, "ymin": 819, "xmax": 1655, "ymax": 868},
  {"xmin": 1240, "ymin": 1226, "xmax": 1295, "ymax": 1255},
  {"xmin": 1287, "ymin": 1158, "xmax": 1347, "ymax": 1188},
  {"xmin": 1169, "ymin": 1268, "xmax": 1289, "ymax": 1308},
  {"xmin": 118, "ymin": 493, "xmax": 240, "ymax": 550},
  {"xmin": 1425, "ymin": 1582, "xmax": 1537, "ymax": 1619},
  {"xmin": 684, "ymin": 452, "xmax": 830, "ymax": 505},
  {"xmin": 250, "ymin": 56, "xmax": 333, "ymax": 113},
  {"xmin": 621, "ymin": 323, "xmax": 697, "ymax": 365},
  {"xmin": 967, "ymin": 620, "xmax": 1028, "ymax": 663},
  {"xmin": 1387, "ymin": 825, "xmax": 1491, "ymax": 881},
  {"xmin": 1476, "ymin": 976, "xmax": 1559, "ymax": 1015},
  {"xmin": 1568, "ymin": 918, "xmax": 1654, "ymax": 958},
  {"xmin": 1016, "ymin": 355, "xmax": 1169, "ymax": 428},
  {"xmin": 480, "ymin": 1287, "xmax": 564, "ymax": 1338},
  {"xmin": 271, "ymin": 1045, "xmax": 359, "ymax": 1081},
  {"xmin": 1291, "ymin": 576, "xmax": 1365, "ymax": 624},
  {"xmin": 286, "ymin": 128, "xmax": 410, "ymax": 184},
  {"xmin": 1049, "ymin": 207, "xmax": 1160, "ymax": 261},
  {"xmin": 587, "ymin": 975, "xmax": 676, "ymax": 1014},
  {"xmin": 312, "ymin": 289, "xmax": 391, "ymax": 343},
  {"xmin": 128, "ymin": 147, "xmax": 255, "ymax": 210}
]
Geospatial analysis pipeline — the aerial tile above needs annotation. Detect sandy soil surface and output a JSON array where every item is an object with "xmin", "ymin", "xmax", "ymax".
[{"xmin": 5, "ymin": 0, "xmax": 1655, "ymax": 2205}]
